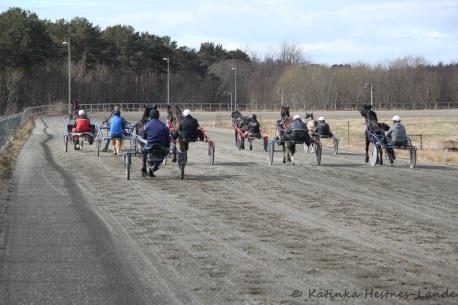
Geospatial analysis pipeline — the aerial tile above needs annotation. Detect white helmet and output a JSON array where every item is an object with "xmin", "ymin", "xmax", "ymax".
[
  {"xmin": 293, "ymin": 114, "xmax": 301, "ymax": 120},
  {"xmin": 318, "ymin": 116, "xmax": 325, "ymax": 121},
  {"xmin": 392, "ymin": 115, "xmax": 401, "ymax": 121},
  {"xmin": 183, "ymin": 109, "xmax": 192, "ymax": 116},
  {"xmin": 78, "ymin": 110, "xmax": 85, "ymax": 116}
]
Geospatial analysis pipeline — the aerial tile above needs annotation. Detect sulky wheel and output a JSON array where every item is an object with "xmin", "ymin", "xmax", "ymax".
[
  {"xmin": 369, "ymin": 143, "xmax": 379, "ymax": 167},
  {"xmin": 178, "ymin": 151, "xmax": 187, "ymax": 180},
  {"xmin": 315, "ymin": 142, "xmax": 322, "ymax": 166},
  {"xmin": 124, "ymin": 153, "xmax": 131, "ymax": 180},
  {"xmin": 263, "ymin": 137, "xmax": 268, "ymax": 152},
  {"xmin": 268, "ymin": 141, "xmax": 275, "ymax": 165},
  {"xmin": 333, "ymin": 138, "xmax": 339, "ymax": 156},
  {"xmin": 409, "ymin": 147, "xmax": 417, "ymax": 168},
  {"xmin": 96, "ymin": 139, "xmax": 100, "ymax": 157},
  {"xmin": 209, "ymin": 142, "xmax": 215, "ymax": 165},
  {"xmin": 64, "ymin": 135, "xmax": 68, "ymax": 152}
]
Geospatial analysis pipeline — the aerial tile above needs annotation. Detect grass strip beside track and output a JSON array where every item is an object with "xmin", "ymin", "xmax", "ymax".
[{"xmin": 0, "ymin": 119, "xmax": 35, "ymax": 192}]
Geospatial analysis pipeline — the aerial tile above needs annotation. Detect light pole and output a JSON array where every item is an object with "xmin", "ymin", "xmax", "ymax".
[
  {"xmin": 163, "ymin": 57, "xmax": 170, "ymax": 105},
  {"xmin": 231, "ymin": 66, "xmax": 237, "ymax": 111},
  {"xmin": 62, "ymin": 37, "xmax": 71, "ymax": 115},
  {"xmin": 365, "ymin": 82, "xmax": 373, "ymax": 106},
  {"xmin": 277, "ymin": 89, "xmax": 284, "ymax": 106},
  {"xmin": 229, "ymin": 92, "xmax": 233, "ymax": 112}
]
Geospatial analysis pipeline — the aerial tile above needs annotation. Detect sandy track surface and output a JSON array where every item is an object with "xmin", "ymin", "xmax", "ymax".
[{"xmin": 5, "ymin": 115, "xmax": 458, "ymax": 305}]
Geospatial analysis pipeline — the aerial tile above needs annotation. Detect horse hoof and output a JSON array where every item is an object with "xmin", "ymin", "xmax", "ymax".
[
  {"xmin": 282, "ymin": 159, "xmax": 286, "ymax": 163},
  {"xmin": 365, "ymin": 156, "xmax": 369, "ymax": 163}
]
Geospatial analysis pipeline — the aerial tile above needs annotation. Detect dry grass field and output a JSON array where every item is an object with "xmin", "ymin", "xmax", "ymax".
[
  {"xmin": 0, "ymin": 119, "xmax": 34, "ymax": 191},
  {"xmin": 193, "ymin": 111, "xmax": 458, "ymax": 165}
]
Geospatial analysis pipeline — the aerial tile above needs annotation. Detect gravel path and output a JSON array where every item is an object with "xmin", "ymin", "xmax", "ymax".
[{"xmin": 1, "ymin": 115, "xmax": 457, "ymax": 305}]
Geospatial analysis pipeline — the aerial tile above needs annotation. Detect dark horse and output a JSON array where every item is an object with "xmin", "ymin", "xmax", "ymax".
[
  {"xmin": 275, "ymin": 105, "xmax": 298, "ymax": 163},
  {"xmin": 167, "ymin": 104, "xmax": 204, "ymax": 156},
  {"xmin": 133, "ymin": 104, "xmax": 158, "ymax": 171},
  {"xmin": 231, "ymin": 110, "xmax": 249, "ymax": 148},
  {"xmin": 359, "ymin": 104, "xmax": 390, "ymax": 164},
  {"xmin": 231, "ymin": 110, "xmax": 249, "ymax": 129}
]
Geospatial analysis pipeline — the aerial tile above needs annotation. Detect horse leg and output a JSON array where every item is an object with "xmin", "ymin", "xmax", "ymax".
[
  {"xmin": 141, "ymin": 153, "xmax": 147, "ymax": 176},
  {"xmin": 379, "ymin": 149, "xmax": 384, "ymax": 165},
  {"xmin": 288, "ymin": 143, "xmax": 295, "ymax": 165},
  {"xmin": 172, "ymin": 142, "xmax": 177, "ymax": 162},
  {"xmin": 282, "ymin": 143, "xmax": 286, "ymax": 163}
]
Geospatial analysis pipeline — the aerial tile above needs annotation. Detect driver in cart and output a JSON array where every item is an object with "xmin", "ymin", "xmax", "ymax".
[
  {"xmin": 244, "ymin": 114, "xmax": 261, "ymax": 138},
  {"xmin": 283, "ymin": 114, "xmax": 311, "ymax": 146},
  {"xmin": 141, "ymin": 108, "xmax": 170, "ymax": 177},
  {"xmin": 384, "ymin": 115, "xmax": 407, "ymax": 164},
  {"xmin": 72, "ymin": 110, "xmax": 93, "ymax": 150}
]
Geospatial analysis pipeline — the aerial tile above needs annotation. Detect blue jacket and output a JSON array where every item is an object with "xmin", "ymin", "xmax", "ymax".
[
  {"xmin": 109, "ymin": 115, "xmax": 126, "ymax": 137},
  {"xmin": 143, "ymin": 119, "xmax": 170, "ymax": 148}
]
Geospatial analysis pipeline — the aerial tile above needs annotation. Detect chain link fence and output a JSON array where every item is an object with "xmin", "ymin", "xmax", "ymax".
[{"xmin": 0, "ymin": 105, "xmax": 52, "ymax": 153}]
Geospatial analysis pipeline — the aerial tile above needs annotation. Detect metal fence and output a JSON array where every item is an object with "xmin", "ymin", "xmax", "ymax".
[
  {"xmin": 78, "ymin": 101, "xmax": 458, "ymax": 113},
  {"xmin": 0, "ymin": 105, "xmax": 52, "ymax": 153}
]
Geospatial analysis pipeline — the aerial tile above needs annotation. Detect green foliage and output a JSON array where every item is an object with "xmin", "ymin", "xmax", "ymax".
[
  {"xmin": 0, "ymin": 7, "xmax": 249, "ymax": 75},
  {"xmin": 0, "ymin": 8, "xmax": 57, "ymax": 68}
]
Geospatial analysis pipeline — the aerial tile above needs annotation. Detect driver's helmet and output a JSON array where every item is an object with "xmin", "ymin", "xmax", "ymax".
[
  {"xmin": 183, "ymin": 109, "xmax": 192, "ymax": 117},
  {"xmin": 78, "ymin": 110, "xmax": 85, "ymax": 117},
  {"xmin": 318, "ymin": 116, "xmax": 325, "ymax": 121},
  {"xmin": 251, "ymin": 114, "xmax": 257, "ymax": 120},
  {"xmin": 293, "ymin": 114, "xmax": 301, "ymax": 120},
  {"xmin": 392, "ymin": 115, "xmax": 401, "ymax": 122}
]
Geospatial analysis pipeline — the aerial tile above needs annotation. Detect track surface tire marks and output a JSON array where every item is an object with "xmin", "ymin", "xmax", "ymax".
[
  {"xmin": 0, "ymin": 118, "xmax": 148, "ymax": 305},
  {"xmin": 5, "ymin": 116, "xmax": 458, "ymax": 305}
]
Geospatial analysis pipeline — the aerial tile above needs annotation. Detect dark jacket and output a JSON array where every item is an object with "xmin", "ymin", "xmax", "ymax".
[
  {"xmin": 316, "ymin": 121, "xmax": 333, "ymax": 137},
  {"xmin": 247, "ymin": 118, "xmax": 260, "ymax": 133},
  {"xmin": 286, "ymin": 119, "xmax": 310, "ymax": 142},
  {"xmin": 143, "ymin": 119, "xmax": 170, "ymax": 149},
  {"xmin": 179, "ymin": 115, "xmax": 199, "ymax": 140}
]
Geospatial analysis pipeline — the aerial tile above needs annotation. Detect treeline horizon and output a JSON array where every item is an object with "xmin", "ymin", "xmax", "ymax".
[{"xmin": 1, "ymin": 7, "xmax": 457, "ymax": 115}]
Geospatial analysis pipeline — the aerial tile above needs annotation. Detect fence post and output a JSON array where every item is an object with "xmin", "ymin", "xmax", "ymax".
[{"xmin": 347, "ymin": 121, "xmax": 350, "ymax": 145}]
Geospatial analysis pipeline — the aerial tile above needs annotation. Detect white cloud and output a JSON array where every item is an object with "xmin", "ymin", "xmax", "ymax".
[{"xmin": 424, "ymin": 31, "xmax": 450, "ymax": 39}]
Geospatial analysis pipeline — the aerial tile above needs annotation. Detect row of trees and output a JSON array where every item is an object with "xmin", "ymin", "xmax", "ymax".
[{"xmin": 1, "ymin": 8, "xmax": 457, "ymax": 115}]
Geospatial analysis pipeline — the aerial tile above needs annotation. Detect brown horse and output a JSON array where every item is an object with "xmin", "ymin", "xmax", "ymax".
[{"xmin": 275, "ymin": 105, "xmax": 296, "ymax": 163}]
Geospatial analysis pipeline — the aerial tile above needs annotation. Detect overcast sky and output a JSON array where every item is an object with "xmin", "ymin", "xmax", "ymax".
[{"xmin": 2, "ymin": 0, "xmax": 457, "ymax": 65}]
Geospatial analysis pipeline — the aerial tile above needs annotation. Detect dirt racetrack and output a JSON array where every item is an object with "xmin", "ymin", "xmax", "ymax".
[{"xmin": 9, "ymin": 114, "xmax": 458, "ymax": 304}]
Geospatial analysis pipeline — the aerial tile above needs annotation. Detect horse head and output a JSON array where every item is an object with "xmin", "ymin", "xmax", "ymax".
[
  {"xmin": 280, "ymin": 105, "xmax": 290, "ymax": 120},
  {"xmin": 166, "ymin": 105, "xmax": 183, "ymax": 132},
  {"xmin": 231, "ymin": 111, "xmax": 249, "ymax": 130},
  {"xmin": 141, "ymin": 104, "xmax": 158, "ymax": 122},
  {"xmin": 358, "ymin": 104, "xmax": 378, "ymax": 123},
  {"xmin": 305, "ymin": 112, "xmax": 315, "ymax": 121},
  {"xmin": 231, "ymin": 110, "xmax": 242, "ymax": 121}
]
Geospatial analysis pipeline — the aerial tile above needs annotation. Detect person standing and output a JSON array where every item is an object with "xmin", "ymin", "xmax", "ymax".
[
  {"xmin": 109, "ymin": 108, "xmax": 126, "ymax": 155},
  {"xmin": 102, "ymin": 106, "xmax": 120, "ymax": 152}
]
